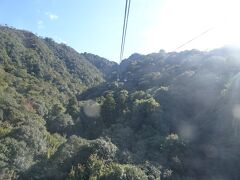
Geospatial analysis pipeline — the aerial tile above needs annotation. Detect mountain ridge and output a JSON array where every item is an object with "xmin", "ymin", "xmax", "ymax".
[{"xmin": 1, "ymin": 26, "xmax": 240, "ymax": 179}]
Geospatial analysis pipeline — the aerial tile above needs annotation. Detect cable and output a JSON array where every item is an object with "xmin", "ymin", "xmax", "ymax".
[
  {"xmin": 121, "ymin": 0, "xmax": 131, "ymax": 61},
  {"xmin": 120, "ymin": 0, "xmax": 128, "ymax": 62},
  {"xmin": 120, "ymin": 0, "xmax": 131, "ymax": 62},
  {"xmin": 173, "ymin": 27, "xmax": 214, "ymax": 51}
]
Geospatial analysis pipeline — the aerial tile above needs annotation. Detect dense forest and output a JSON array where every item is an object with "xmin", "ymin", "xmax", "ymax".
[{"xmin": 1, "ymin": 25, "xmax": 240, "ymax": 180}]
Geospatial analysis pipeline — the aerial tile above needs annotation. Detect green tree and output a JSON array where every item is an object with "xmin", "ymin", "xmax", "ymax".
[
  {"xmin": 66, "ymin": 96, "xmax": 79, "ymax": 119},
  {"xmin": 115, "ymin": 90, "xmax": 128, "ymax": 114},
  {"xmin": 47, "ymin": 113, "xmax": 74, "ymax": 134},
  {"xmin": 133, "ymin": 97, "xmax": 159, "ymax": 118},
  {"xmin": 51, "ymin": 104, "xmax": 65, "ymax": 115},
  {"xmin": 101, "ymin": 92, "xmax": 116, "ymax": 127}
]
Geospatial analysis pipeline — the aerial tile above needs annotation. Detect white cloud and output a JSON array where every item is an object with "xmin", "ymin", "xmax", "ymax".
[
  {"xmin": 54, "ymin": 36, "xmax": 67, "ymax": 44},
  {"xmin": 45, "ymin": 12, "xmax": 58, "ymax": 20},
  {"xmin": 37, "ymin": 20, "xmax": 44, "ymax": 29}
]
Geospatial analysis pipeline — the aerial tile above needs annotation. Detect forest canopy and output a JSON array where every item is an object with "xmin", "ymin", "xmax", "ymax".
[{"xmin": 1, "ymin": 26, "xmax": 240, "ymax": 180}]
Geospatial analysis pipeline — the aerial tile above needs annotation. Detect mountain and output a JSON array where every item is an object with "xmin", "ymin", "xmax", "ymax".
[
  {"xmin": 81, "ymin": 52, "xmax": 118, "ymax": 80},
  {"xmin": 0, "ymin": 26, "xmax": 107, "ymax": 92},
  {"xmin": 1, "ymin": 25, "xmax": 240, "ymax": 180}
]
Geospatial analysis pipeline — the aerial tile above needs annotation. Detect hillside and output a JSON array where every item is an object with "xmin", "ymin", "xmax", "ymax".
[{"xmin": 1, "ymin": 26, "xmax": 240, "ymax": 180}]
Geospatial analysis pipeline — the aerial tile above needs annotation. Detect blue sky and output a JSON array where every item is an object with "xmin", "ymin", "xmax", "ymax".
[{"xmin": 0, "ymin": 0, "xmax": 240, "ymax": 62}]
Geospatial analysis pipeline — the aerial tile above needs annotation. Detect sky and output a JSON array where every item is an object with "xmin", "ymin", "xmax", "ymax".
[{"xmin": 0, "ymin": 0, "xmax": 240, "ymax": 62}]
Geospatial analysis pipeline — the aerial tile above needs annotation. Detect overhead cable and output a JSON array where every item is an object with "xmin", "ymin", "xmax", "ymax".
[{"xmin": 120, "ymin": 0, "xmax": 131, "ymax": 62}]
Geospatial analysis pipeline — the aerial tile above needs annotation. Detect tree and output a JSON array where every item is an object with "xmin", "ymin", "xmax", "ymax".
[
  {"xmin": 47, "ymin": 113, "xmax": 74, "ymax": 134},
  {"xmin": 101, "ymin": 92, "xmax": 116, "ymax": 127},
  {"xmin": 133, "ymin": 97, "xmax": 159, "ymax": 118},
  {"xmin": 115, "ymin": 90, "xmax": 128, "ymax": 114},
  {"xmin": 0, "ymin": 138, "xmax": 33, "ymax": 171},
  {"xmin": 66, "ymin": 96, "xmax": 79, "ymax": 119},
  {"xmin": 51, "ymin": 104, "xmax": 65, "ymax": 115}
]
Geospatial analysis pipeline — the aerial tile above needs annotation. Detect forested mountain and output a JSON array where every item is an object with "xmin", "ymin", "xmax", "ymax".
[
  {"xmin": 1, "ymin": 26, "xmax": 240, "ymax": 180},
  {"xmin": 81, "ymin": 52, "xmax": 118, "ymax": 80}
]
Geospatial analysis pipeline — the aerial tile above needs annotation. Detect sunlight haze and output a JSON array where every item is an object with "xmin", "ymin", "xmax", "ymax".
[{"xmin": 0, "ymin": 0, "xmax": 239, "ymax": 61}]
